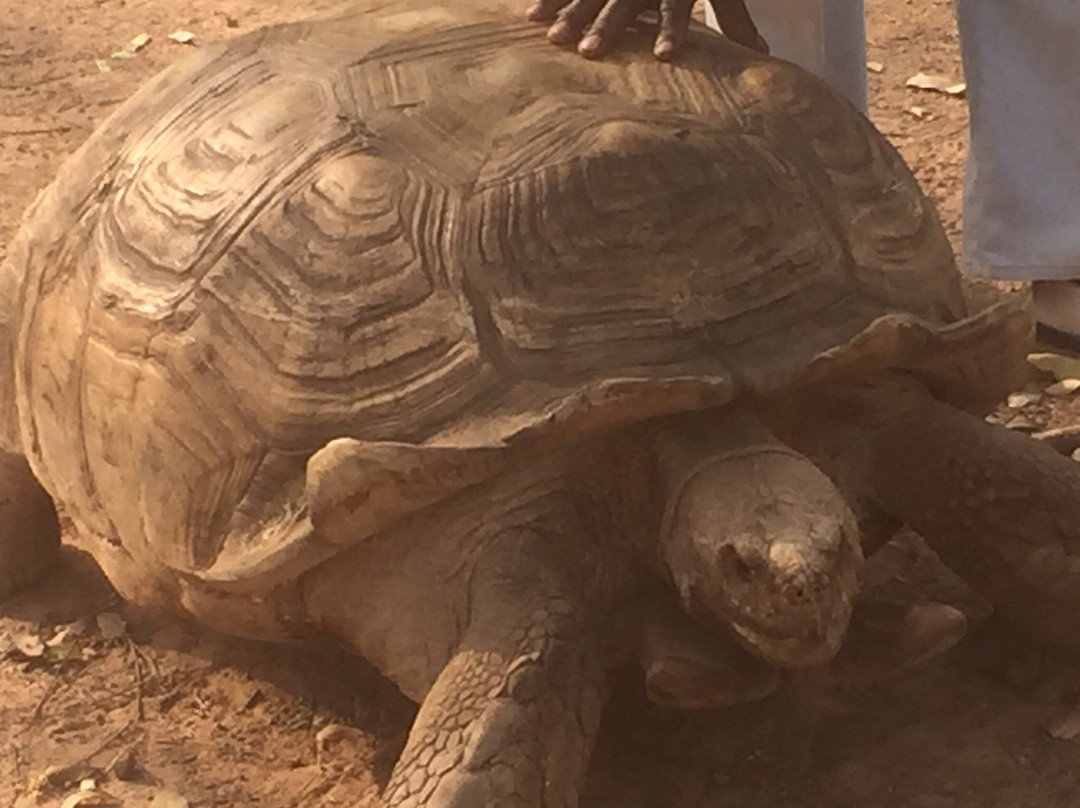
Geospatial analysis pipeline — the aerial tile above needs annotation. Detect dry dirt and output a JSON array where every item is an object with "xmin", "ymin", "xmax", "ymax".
[{"xmin": 3, "ymin": 1, "xmax": 1080, "ymax": 806}]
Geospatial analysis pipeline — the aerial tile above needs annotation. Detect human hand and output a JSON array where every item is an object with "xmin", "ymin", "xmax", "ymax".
[{"xmin": 526, "ymin": 0, "xmax": 769, "ymax": 61}]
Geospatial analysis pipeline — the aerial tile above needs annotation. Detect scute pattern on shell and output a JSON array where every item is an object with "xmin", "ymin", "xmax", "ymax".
[{"xmin": 0, "ymin": 0, "xmax": 1020, "ymax": 579}]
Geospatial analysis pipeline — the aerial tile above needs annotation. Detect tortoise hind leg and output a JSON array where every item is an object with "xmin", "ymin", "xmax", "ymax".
[
  {"xmin": 378, "ymin": 530, "xmax": 603, "ymax": 808},
  {"xmin": 0, "ymin": 450, "xmax": 61, "ymax": 600},
  {"xmin": 823, "ymin": 386, "xmax": 1080, "ymax": 649}
]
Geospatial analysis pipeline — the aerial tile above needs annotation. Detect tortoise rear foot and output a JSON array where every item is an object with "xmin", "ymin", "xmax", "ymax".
[{"xmin": 0, "ymin": 451, "xmax": 61, "ymax": 601}]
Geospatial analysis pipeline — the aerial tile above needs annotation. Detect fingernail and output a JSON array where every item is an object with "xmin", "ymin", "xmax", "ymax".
[
  {"xmin": 579, "ymin": 34, "xmax": 601, "ymax": 54},
  {"xmin": 548, "ymin": 21, "xmax": 572, "ymax": 44}
]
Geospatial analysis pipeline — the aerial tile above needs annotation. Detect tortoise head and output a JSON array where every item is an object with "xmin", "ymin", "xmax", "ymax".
[{"xmin": 654, "ymin": 414, "xmax": 863, "ymax": 669}]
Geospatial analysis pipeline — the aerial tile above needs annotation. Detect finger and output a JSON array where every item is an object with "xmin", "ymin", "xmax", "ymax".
[
  {"xmin": 708, "ymin": 0, "xmax": 770, "ymax": 53},
  {"xmin": 547, "ymin": 0, "xmax": 609, "ymax": 46},
  {"xmin": 578, "ymin": 0, "xmax": 649, "ymax": 58},
  {"xmin": 653, "ymin": 0, "xmax": 693, "ymax": 60},
  {"xmin": 527, "ymin": 0, "xmax": 571, "ymax": 22}
]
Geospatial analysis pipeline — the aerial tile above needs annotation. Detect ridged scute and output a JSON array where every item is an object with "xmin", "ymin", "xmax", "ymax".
[{"xmin": 4, "ymin": 0, "xmax": 1027, "ymax": 578}]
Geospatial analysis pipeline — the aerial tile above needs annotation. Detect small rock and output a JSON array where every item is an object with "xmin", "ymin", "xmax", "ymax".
[
  {"xmin": 241, "ymin": 687, "xmax": 265, "ymax": 711},
  {"xmin": 96, "ymin": 612, "xmax": 126, "ymax": 640},
  {"xmin": 1007, "ymin": 392, "xmax": 1039, "ymax": 408},
  {"xmin": 107, "ymin": 747, "xmax": 145, "ymax": 782},
  {"xmin": 1071, "ymin": 448, "xmax": 1080, "ymax": 463}
]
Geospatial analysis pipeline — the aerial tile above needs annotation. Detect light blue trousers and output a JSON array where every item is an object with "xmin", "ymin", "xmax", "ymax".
[{"xmin": 708, "ymin": 0, "xmax": 1080, "ymax": 281}]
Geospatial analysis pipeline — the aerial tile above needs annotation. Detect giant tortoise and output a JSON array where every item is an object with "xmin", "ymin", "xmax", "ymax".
[{"xmin": 3, "ymin": 1, "xmax": 1080, "ymax": 805}]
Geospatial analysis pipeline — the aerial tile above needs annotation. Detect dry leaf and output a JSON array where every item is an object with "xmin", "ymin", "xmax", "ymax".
[
  {"xmin": 46, "ymin": 639, "xmax": 84, "ymax": 663},
  {"xmin": 58, "ymin": 789, "xmax": 119, "ymax": 808},
  {"xmin": 1046, "ymin": 378, "xmax": 1080, "ymax": 396},
  {"xmin": 1005, "ymin": 415, "xmax": 1038, "ymax": 432},
  {"xmin": 94, "ymin": 59, "xmax": 112, "ymax": 73},
  {"xmin": 96, "ymin": 612, "xmax": 126, "ymax": 640},
  {"xmin": 168, "ymin": 30, "xmax": 197, "ymax": 44},
  {"xmin": 315, "ymin": 723, "xmax": 364, "ymax": 750},
  {"xmin": 906, "ymin": 72, "xmax": 948, "ymax": 90},
  {"xmin": 905, "ymin": 71, "xmax": 962, "ymax": 93},
  {"xmin": 149, "ymin": 791, "xmax": 191, "ymax": 808},
  {"xmin": 866, "ymin": 61, "xmax": 884, "ymax": 73},
  {"xmin": 111, "ymin": 32, "xmax": 151, "ymax": 61},
  {"xmin": 47, "ymin": 621, "xmax": 87, "ymax": 647},
  {"xmin": 1029, "ymin": 352, "xmax": 1080, "ymax": 381},
  {"xmin": 32, "ymin": 763, "xmax": 107, "ymax": 795}
]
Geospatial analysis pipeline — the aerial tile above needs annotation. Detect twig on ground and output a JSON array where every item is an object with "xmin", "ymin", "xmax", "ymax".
[
  {"xmin": 7, "ymin": 746, "xmax": 25, "ymax": 808},
  {"xmin": 29, "ymin": 662, "xmax": 88, "ymax": 724},
  {"xmin": 30, "ymin": 677, "xmax": 62, "ymax": 723},
  {"xmin": 126, "ymin": 638, "xmax": 149, "ymax": 721},
  {"xmin": 75, "ymin": 718, "xmax": 139, "ymax": 769}
]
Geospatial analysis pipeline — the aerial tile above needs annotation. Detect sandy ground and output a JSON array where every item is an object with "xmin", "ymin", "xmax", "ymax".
[{"xmin": 3, "ymin": 0, "xmax": 1080, "ymax": 806}]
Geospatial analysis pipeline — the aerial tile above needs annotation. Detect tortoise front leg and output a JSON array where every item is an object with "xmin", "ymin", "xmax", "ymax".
[
  {"xmin": 0, "ymin": 450, "xmax": 60, "ymax": 600},
  {"xmin": 795, "ymin": 381, "xmax": 1080, "ymax": 649},
  {"xmin": 382, "ymin": 530, "xmax": 604, "ymax": 808}
]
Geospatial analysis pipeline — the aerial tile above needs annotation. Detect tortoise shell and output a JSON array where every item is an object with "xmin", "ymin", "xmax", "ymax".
[{"xmin": 0, "ymin": 0, "xmax": 1029, "ymax": 590}]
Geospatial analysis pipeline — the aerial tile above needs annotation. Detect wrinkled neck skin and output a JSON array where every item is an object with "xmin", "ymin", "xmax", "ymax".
[
  {"xmin": 646, "ymin": 403, "xmax": 863, "ymax": 669},
  {"xmin": 761, "ymin": 373, "xmax": 934, "ymax": 509}
]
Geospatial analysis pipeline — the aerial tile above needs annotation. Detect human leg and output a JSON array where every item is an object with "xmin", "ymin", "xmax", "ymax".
[{"xmin": 954, "ymin": 1, "xmax": 1080, "ymax": 343}]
